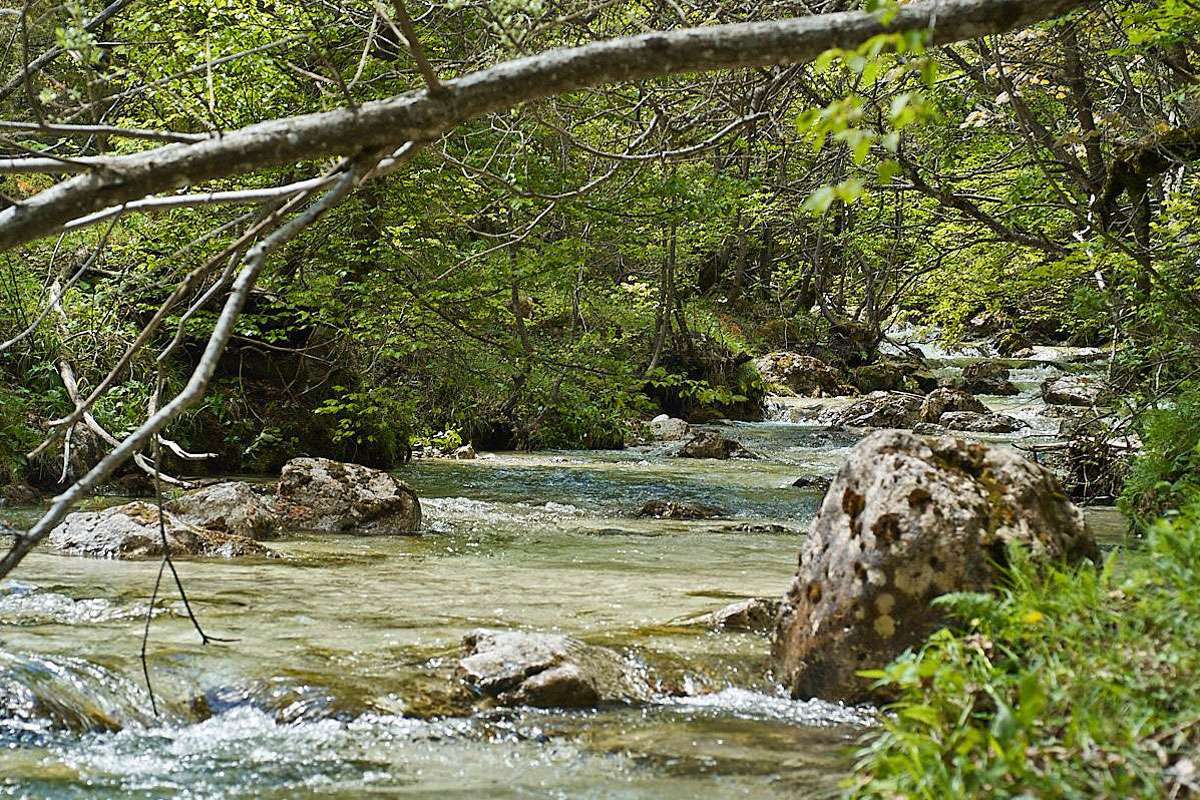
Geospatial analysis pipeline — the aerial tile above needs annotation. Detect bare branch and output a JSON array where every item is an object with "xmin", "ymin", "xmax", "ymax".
[
  {"xmin": 0, "ymin": 168, "xmax": 362, "ymax": 579},
  {"xmin": 0, "ymin": 0, "xmax": 1090, "ymax": 253}
]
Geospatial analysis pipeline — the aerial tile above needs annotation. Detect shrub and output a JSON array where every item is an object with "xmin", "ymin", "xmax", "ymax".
[
  {"xmin": 1120, "ymin": 382, "xmax": 1200, "ymax": 524},
  {"xmin": 850, "ymin": 500, "xmax": 1200, "ymax": 799}
]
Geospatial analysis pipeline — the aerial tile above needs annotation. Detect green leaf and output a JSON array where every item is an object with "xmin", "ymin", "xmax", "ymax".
[{"xmin": 877, "ymin": 159, "xmax": 900, "ymax": 183}]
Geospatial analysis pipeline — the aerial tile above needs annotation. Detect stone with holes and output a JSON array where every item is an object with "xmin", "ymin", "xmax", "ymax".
[{"xmin": 771, "ymin": 430, "xmax": 1096, "ymax": 702}]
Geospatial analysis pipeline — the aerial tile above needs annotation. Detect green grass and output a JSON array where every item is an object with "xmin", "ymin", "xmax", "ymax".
[{"xmin": 849, "ymin": 501, "xmax": 1200, "ymax": 799}]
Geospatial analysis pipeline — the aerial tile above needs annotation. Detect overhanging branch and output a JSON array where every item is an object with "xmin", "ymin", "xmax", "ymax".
[{"xmin": 0, "ymin": 0, "xmax": 1088, "ymax": 254}]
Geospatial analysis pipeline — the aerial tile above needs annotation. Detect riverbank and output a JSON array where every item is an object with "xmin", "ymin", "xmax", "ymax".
[{"xmin": 850, "ymin": 498, "xmax": 1200, "ymax": 799}]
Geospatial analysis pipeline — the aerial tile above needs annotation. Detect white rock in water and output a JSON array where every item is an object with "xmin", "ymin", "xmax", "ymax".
[{"xmin": 648, "ymin": 415, "xmax": 691, "ymax": 440}]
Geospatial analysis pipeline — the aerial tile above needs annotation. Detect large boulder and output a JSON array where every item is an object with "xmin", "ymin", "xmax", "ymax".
[
  {"xmin": 456, "ymin": 630, "xmax": 652, "ymax": 709},
  {"xmin": 49, "ymin": 502, "xmax": 270, "ymax": 559},
  {"xmin": 753, "ymin": 352, "xmax": 848, "ymax": 397},
  {"xmin": 820, "ymin": 391, "xmax": 923, "ymax": 429},
  {"xmin": 940, "ymin": 411, "xmax": 1027, "ymax": 434},
  {"xmin": 1042, "ymin": 375, "xmax": 1107, "ymax": 407},
  {"xmin": 958, "ymin": 361, "xmax": 1019, "ymax": 396},
  {"xmin": 165, "ymin": 482, "xmax": 279, "ymax": 540},
  {"xmin": 995, "ymin": 330, "xmax": 1034, "ymax": 358},
  {"xmin": 275, "ymin": 457, "xmax": 421, "ymax": 534},
  {"xmin": 772, "ymin": 430, "xmax": 1097, "ymax": 702},
  {"xmin": 919, "ymin": 387, "xmax": 987, "ymax": 423},
  {"xmin": 676, "ymin": 431, "xmax": 756, "ymax": 460}
]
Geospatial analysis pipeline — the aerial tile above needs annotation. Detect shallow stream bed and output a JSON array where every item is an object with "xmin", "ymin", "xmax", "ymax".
[
  {"xmin": 1, "ymin": 428, "xmax": 877, "ymax": 799},
  {"xmin": 0, "ymin": 347, "xmax": 1131, "ymax": 798}
]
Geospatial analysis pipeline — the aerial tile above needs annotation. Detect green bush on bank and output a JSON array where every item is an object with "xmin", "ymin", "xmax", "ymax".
[
  {"xmin": 849, "ymin": 502, "xmax": 1200, "ymax": 799},
  {"xmin": 1120, "ymin": 382, "xmax": 1200, "ymax": 525}
]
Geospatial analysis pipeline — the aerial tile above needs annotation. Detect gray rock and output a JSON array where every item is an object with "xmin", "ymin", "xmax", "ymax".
[
  {"xmin": 772, "ymin": 430, "xmax": 1096, "ymax": 702},
  {"xmin": 49, "ymin": 502, "xmax": 270, "ymax": 559},
  {"xmin": 911, "ymin": 422, "xmax": 947, "ymax": 435},
  {"xmin": 958, "ymin": 361, "xmax": 1018, "ymax": 396},
  {"xmin": 648, "ymin": 415, "xmax": 691, "ymax": 441},
  {"xmin": 919, "ymin": 387, "xmax": 988, "ymax": 423},
  {"xmin": 165, "ymin": 481, "xmax": 278, "ymax": 540},
  {"xmin": 276, "ymin": 457, "xmax": 421, "ymax": 534},
  {"xmin": 637, "ymin": 499, "xmax": 727, "ymax": 520},
  {"xmin": 754, "ymin": 352, "xmax": 848, "ymax": 397},
  {"xmin": 1042, "ymin": 375, "xmax": 1107, "ymax": 406},
  {"xmin": 687, "ymin": 598, "xmax": 781, "ymax": 633},
  {"xmin": 676, "ymin": 431, "xmax": 756, "ymax": 460},
  {"xmin": 456, "ymin": 630, "xmax": 652, "ymax": 709},
  {"xmin": 452, "ymin": 444, "xmax": 477, "ymax": 460},
  {"xmin": 940, "ymin": 411, "xmax": 1027, "ymax": 434},
  {"xmin": 820, "ymin": 391, "xmax": 923, "ymax": 429}
]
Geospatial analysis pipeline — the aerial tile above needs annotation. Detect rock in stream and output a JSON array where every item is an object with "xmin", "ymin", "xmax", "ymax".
[
  {"xmin": 772, "ymin": 430, "xmax": 1097, "ymax": 702},
  {"xmin": 457, "ymin": 630, "xmax": 652, "ymax": 709},
  {"xmin": 50, "ymin": 502, "xmax": 270, "ymax": 559},
  {"xmin": 166, "ymin": 481, "xmax": 279, "ymax": 540},
  {"xmin": 275, "ymin": 457, "xmax": 421, "ymax": 534}
]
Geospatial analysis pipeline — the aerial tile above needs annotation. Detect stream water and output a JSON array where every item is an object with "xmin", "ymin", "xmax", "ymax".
[{"xmin": 0, "ymin": 347, "xmax": 1128, "ymax": 799}]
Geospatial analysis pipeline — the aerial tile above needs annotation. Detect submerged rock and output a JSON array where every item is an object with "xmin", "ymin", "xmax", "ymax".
[
  {"xmin": 820, "ymin": 391, "xmax": 923, "ymax": 429},
  {"xmin": 919, "ymin": 387, "xmax": 987, "ymax": 423},
  {"xmin": 940, "ymin": 411, "xmax": 1027, "ymax": 434},
  {"xmin": 166, "ymin": 481, "xmax": 278, "ymax": 540},
  {"xmin": 686, "ymin": 598, "xmax": 781, "ymax": 633},
  {"xmin": 637, "ymin": 499, "xmax": 727, "ymax": 520},
  {"xmin": 648, "ymin": 414, "xmax": 691, "ymax": 441},
  {"xmin": 456, "ymin": 630, "xmax": 652, "ymax": 709},
  {"xmin": 49, "ymin": 502, "xmax": 270, "ymax": 559},
  {"xmin": 676, "ymin": 431, "xmax": 756, "ymax": 460},
  {"xmin": 1042, "ymin": 375, "xmax": 1108, "ymax": 406},
  {"xmin": 790, "ymin": 475, "xmax": 833, "ymax": 492},
  {"xmin": 753, "ymin": 352, "xmax": 848, "ymax": 397},
  {"xmin": 275, "ymin": 457, "xmax": 421, "ymax": 534},
  {"xmin": 719, "ymin": 522, "xmax": 794, "ymax": 534},
  {"xmin": 772, "ymin": 430, "xmax": 1096, "ymax": 702}
]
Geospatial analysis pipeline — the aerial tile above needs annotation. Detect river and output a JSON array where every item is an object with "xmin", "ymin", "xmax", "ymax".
[{"xmin": 0, "ymin": 348, "xmax": 1128, "ymax": 798}]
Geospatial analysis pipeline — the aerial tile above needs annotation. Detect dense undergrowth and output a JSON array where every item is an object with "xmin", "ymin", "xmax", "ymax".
[{"xmin": 849, "ymin": 499, "xmax": 1200, "ymax": 799}]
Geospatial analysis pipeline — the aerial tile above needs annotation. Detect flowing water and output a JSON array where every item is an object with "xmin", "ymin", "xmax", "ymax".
[{"xmin": 0, "ymin": 345, "xmax": 1129, "ymax": 799}]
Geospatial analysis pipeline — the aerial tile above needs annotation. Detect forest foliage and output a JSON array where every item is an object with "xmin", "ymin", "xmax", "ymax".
[{"xmin": 0, "ymin": 0, "xmax": 1198, "ymax": 486}]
